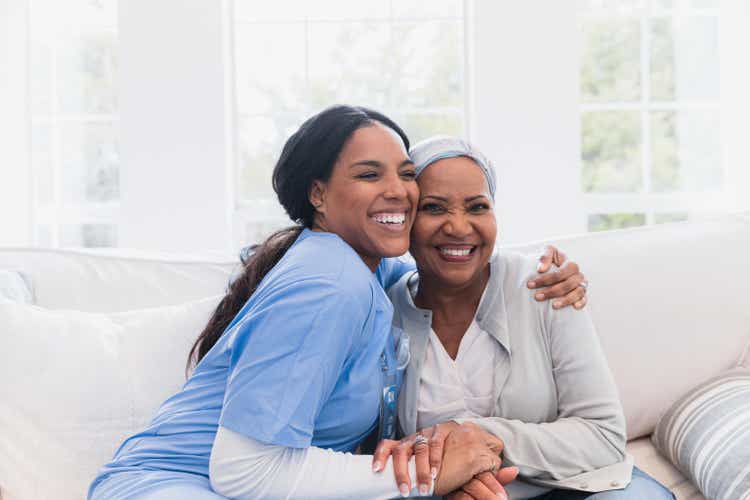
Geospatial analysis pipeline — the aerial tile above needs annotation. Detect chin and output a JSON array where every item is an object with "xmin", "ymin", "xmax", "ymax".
[
  {"xmin": 379, "ymin": 243, "xmax": 409, "ymax": 257},
  {"xmin": 434, "ymin": 270, "xmax": 478, "ymax": 288}
]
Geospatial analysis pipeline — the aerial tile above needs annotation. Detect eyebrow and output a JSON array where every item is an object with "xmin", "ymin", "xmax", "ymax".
[
  {"xmin": 420, "ymin": 194, "xmax": 489, "ymax": 203},
  {"xmin": 350, "ymin": 159, "xmax": 414, "ymax": 169}
]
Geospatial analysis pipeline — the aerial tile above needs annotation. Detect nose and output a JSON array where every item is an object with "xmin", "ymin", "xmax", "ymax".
[
  {"xmin": 442, "ymin": 211, "xmax": 473, "ymax": 238},
  {"xmin": 382, "ymin": 170, "xmax": 408, "ymax": 200}
]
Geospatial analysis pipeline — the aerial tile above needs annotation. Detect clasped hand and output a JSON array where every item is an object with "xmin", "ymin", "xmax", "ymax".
[{"xmin": 372, "ymin": 422, "xmax": 518, "ymax": 499}]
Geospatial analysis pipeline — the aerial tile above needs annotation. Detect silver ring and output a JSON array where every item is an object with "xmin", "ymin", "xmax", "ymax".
[
  {"xmin": 414, "ymin": 435, "xmax": 429, "ymax": 447},
  {"xmin": 580, "ymin": 280, "xmax": 589, "ymax": 291}
]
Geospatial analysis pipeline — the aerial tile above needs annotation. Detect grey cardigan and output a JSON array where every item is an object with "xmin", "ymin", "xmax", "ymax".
[{"xmin": 388, "ymin": 251, "xmax": 633, "ymax": 498}]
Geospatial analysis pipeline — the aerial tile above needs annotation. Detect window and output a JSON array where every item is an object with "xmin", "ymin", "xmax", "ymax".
[
  {"xmin": 28, "ymin": 0, "xmax": 120, "ymax": 247},
  {"xmin": 579, "ymin": 0, "xmax": 723, "ymax": 232},
  {"xmin": 232, "ymin": 0, "xmax": 467, "ymax": 244}
]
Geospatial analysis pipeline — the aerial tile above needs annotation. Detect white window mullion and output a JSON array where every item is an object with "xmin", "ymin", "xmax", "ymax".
[
  {"xmin": 640, "ymin": 13, "xmax": 652, "ymax": 196},
  {"xmin": 49, "ymin": 21, "xmax": 61, "ymax": 246},
  {"xmin": 0, "ymin": 0, "xmax": 32, "ymax": 246}
]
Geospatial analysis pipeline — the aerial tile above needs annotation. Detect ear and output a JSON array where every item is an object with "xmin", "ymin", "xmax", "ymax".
[{"xmin": 309, "ymin": 180, "xmax": 327, "ymax": 215}]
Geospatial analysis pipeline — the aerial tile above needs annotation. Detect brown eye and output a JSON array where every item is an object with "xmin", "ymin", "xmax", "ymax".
[
  {"xmin": 420, "ymin": 203, "xmax": 445, "ymax": 214},
  {"xmin": 469, "ymin": 203, "xmax": 490, "ymax": 213}
]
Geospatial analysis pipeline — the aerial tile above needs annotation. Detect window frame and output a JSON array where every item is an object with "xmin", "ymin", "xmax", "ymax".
[
  {"xmin": 26, "ymin": 1, "xmax": 120, "ymax": 247},
  {"xmin": 578, "ymin": 2, "xmax": 727, "ymax": 228}
]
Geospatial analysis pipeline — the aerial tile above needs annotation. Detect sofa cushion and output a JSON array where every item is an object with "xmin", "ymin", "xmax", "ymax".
[
  {"xmin": 505, "ymin": 214, "xmax": 750, "ymax": 439},
  {"xmin": 627, "ymin": 438, "xmax": 705, "ymax": 500},
  {"xmin": 0, "ymin": 296, "xmax": 221, "ymax": 500},
  {"xmin": 0, "ymin": 248, "xmax": 234, "ymax": 312},
  {"xmin": 651, "ymin": 369, "xmax": 750, "ymax": 500}
]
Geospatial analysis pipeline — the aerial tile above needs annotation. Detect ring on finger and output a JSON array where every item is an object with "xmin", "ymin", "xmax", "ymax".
[
  {"xmin": 414, "ymin": 434, "xmax": 429, "ymax": 448},
  {"xmin": 580, "ymin": 280, "xmax": 589, "ymax": 291}
]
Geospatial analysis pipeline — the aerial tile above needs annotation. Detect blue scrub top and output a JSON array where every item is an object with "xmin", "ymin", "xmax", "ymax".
[{"xmin": 89, "ymin": 229, "xmax": 413, "ymax": 497}]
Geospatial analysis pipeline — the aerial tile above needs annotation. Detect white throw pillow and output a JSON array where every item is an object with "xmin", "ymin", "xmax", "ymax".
[{"xmin": 0, "ymin": 295, "xmax": 221, "ymax": 500}]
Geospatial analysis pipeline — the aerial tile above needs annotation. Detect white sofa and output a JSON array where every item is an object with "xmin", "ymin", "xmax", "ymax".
[{"xmin": 2, "ymin": 214, "xmax": 749, "ymax": 500}]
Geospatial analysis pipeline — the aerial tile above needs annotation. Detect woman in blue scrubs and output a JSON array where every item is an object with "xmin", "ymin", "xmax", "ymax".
[{"xmin": 88, "ymin": 106, "xmax": 584, "ymax": 500}]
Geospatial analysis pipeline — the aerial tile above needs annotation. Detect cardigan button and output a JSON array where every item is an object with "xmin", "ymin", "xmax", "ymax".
[
  {"xmin": 579, "ymin": 483, "xmax": 589, "ymax": 490},
  {"xmin": 610, "ymin": 481, "xmax": 620, "ymax": 487}
]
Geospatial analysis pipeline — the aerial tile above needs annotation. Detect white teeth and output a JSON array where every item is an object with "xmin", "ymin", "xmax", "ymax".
[
  {"xmin": 440, "ymin": 247, "xmax": 472, "ymax": 256},
  {"xmin": 372, "ymin": 213, "xmax": 406, "ymax": 224}
]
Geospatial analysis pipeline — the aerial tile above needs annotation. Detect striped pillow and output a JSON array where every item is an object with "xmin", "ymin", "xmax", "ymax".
[{"xmin": 652, "ymin": 369, "xmax": 750, "ymax": 500}]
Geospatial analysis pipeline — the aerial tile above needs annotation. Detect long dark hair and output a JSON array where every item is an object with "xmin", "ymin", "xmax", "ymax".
[{"xmin": 186, "ymin": 105, "xmax": 410, "ymax": 372}]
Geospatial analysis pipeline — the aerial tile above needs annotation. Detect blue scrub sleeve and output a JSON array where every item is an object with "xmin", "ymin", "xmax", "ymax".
[
  {"xmin": 377, "ymin": 257, "xmax": 416, "ymax": 290},
  {"xmin": 218, "ymin": 277, "xmax": 370, "ymax": 449}
]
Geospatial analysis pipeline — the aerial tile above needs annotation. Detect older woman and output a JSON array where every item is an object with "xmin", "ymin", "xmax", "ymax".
[{"xmin": 380, "ymin": 136, "xmax": 674, "ymax": 499}]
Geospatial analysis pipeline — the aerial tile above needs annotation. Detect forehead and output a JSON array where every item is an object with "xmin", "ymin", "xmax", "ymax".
[
  {"xmin": 416, "ymin": 156, "xmax": 490, "ymax": 197},
  {"xmin": 338, "ymin": 122, "xmax": 408, "ymax": 160}
]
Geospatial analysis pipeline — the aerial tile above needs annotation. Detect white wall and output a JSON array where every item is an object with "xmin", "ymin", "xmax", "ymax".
[
  {"xmin": 117, "ymin": 0, "xmax": 233, "ymax": 252},
  {"xmin": 0, "ymin": 0, "xmax": 31, "ymax": 246},
  {"xmin": 720, "ymin": 0, "xmax": 750, "ymax": 212},
  {"xmin": 468, "ymin": 1, "xmax": 585, "ymax": 246}
]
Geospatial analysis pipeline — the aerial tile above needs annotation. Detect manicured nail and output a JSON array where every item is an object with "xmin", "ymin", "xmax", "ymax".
[
  {"xmin": 497, "ymin": 492, "xmax": 508, "ymax": 500},
  {"xmin": 527, "ymin": 280, "xmax": 536, "ymax": 288},
  {"xmin": 431, "ymin": 467, "xmax": 437, "ymax": 479},
  {"xmin": 536, "ymin": 261, "xmax": 544, "ymax": 272},
  {"xmin": 535, "ymin": 292, "xmax": 544, "ymax": 300},
  {"xmin": 372, "ymin": 461, "xmax": 382, "ymax": 472},
  {"xmin": 419, "ymin": 484, "xmax": 429, "ymax": 495},
  {"xmin": 553, "ymin": 301, "xmax": 561, "ymax": 308},
  {"xmin": 399, "ymin": 484, "xmax": 410, "ymax": 497}
]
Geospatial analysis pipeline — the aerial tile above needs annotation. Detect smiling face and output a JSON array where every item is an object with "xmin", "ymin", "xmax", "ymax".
[
  {"xmin": 410, "ymin": 156, "xmax": 497, "ymax": 288},
  {"xmin": 310, "ymin": 122, "xmax": 419, "ymax": 271}
]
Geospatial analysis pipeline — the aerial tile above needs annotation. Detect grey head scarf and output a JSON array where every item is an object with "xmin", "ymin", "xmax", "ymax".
[{"xmin": 408, "ymin": 135, "xmax": 497, "ymax": 199}]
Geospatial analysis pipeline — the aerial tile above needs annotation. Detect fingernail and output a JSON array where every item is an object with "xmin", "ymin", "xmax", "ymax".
[
  {"xmin": 535, "ymin": 292, "xmax": 544, "ymax": 300},
  {"xmin": 527, "ymin": 280, "xmax": 536, "ymax": 288},
  {"xmin": 372, "ymin": 461, "xmax": 382, "ymax": 472},
  {"xmin": 536, "ymin": 261, "xmax": 543, "ymax": 272},
  {"xmin": 553, "ymin": 301, "xmax": 561, "ymax": 308},
  {"xmin": 497, "ymin": 492, "xmax": 508, "ymax": 500},
  {"xmin": 431, "ymin": 467, "xmax": 437, "ymax": 479},
  {"xmin": 399, "ymin": 484, "xmax": 410, "ymax": 497},
  {"xmin": 419, "ymin": 484, "xmax": 429, "ymax": 495}
]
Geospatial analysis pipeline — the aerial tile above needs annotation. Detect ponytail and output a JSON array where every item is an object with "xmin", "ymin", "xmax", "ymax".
[{"xmin": 186, "ymin": 225, "xmax": 303, "ymax": 373}]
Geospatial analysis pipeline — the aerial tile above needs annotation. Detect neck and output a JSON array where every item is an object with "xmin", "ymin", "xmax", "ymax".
[
  {"xmin": 414, "ymin": 264, "xmax": 491, "ymax": 319},
  {"xmin": 311, "ymin": 219, "xmax": 380, "ymax": 273}
]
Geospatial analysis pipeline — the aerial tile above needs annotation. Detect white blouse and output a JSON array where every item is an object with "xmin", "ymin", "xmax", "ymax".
[{"xmin": 416, "ymin": 320, "xmax": 504, "ymax": 430}]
